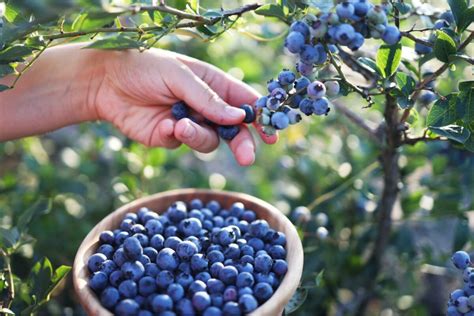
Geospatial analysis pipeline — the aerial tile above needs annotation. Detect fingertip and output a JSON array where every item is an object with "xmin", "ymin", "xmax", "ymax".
[{"xmin": 159, "ymin": 118, "xmax": 175, "ymax": 137}]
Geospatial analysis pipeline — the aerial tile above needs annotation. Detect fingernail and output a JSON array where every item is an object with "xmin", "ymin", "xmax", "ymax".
[
  {"xmin": 225, "ymin": 106, "xmax": 245, "ymax": 119},
  {"xmin": 182, "ymin": 121, "xmax": 196, "ymax": 139}
]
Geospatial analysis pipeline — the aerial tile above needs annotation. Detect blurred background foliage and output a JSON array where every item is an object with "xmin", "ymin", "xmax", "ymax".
[{"xmin": 0, "ymin": 0, "xmax": 473, "ymax": 315}]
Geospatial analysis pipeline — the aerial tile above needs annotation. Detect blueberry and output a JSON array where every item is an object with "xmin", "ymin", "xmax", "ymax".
[
  {"xmin": 247, "ymin": 237, "xmax": 265, "ymax": 251},
  {"xmin": 196, "ymin": 271, "xmax": 211, "ymax": 283},
  {"xmin": 123, "ymin": 237, "xmax": 143, "ymax": 260},
  {"xmin": 189, "ymin": 198, "xmax": 203, "ymax": 209},
  {"xmin": 203, "ymin": 306, "xmax": 223, "ymax": 316},
  {"xmin": 171, "ymin": 101, "xmax": 190, "ymax": 120},
  {"xmin": 211, "ymin": 293, "xmax": 224, "ymax": 307},
  {"xmin": 88, "ymin": 253, "xmax": 107, "ymax": 273},
  {"xmin": 324, "ymin": 81, "xmax": 340, "ymax": 97},
  {"xmin": 180, "ymin": 218, "xmax": 203, "ymax": 237},
  {"xmin": 255, "ymin": 254, "xmax": 273, "ymax": 274},
  {"xmin": 239, "ymin": 294, "xmax": 258, "ymax": 313},
  {"xmin": 266, "ymin": 96, "xmax": 281, "ymax": 111},
  {"xmin": 249, "ymin": 220, "xmax": 270, "ymax": 238},
  {"xmin": 138, "ymin": 255, "xmax": 150, "ymax": 267},
  {"xmin": 310, "ymin": 20, "xmax": 327, "ymax": 39},
  {"xmin": 348, "ymin": 32, "xmax": 365, "ymax": 51},
  {"xmin": 207, "ymin": 278, "xmax": 226, "ymax": 294},
  {"xmin": 167, "ymin": 283, "xmax": 185, "ymax": 302},
  {"xmin": 254, "ymin": 282, "xmax": 273, "ymax": 303},
  {"xmin": 336, "ymin": 2, "xmax": 355, "ymax": 19},
  {"xmin": 97, "ymin": 244, "xmax": 115, "ymax": 259},
  {"xmin": 236, "ymin": 272, "xmax": 255, "ymax": 288},
  {"xmin": 418, "ymin": 91, "xmax": 437, "ymax": 105},
  {"xmin": 278, "ymin": 70, "xmax": 296, "ymax": 86},
  {"xmin": 217, "ymin": 125, "xmax": 240, "ymax": 141},
  {"xmin": 115, "ymin": 299, "xmax": 140, "ymax": 316},
  {"xmin": 294, "ymin": 77, "xmax": 311, "ymax": 92},
  {"xmin": 267, "ymin": 79, "xmax": 282, "ymax": 93},
  {"xmin": 210, "ymin": 262, "xmax": 225, "ymax": 278},
  {"xmin": 100, "ymin": 260, "xmax": 117, "ymax": 275},
  {"xmin": 132, "ymin": 233, "xmax": 149, "ymax": 247},
  {"xmin": 415, "ymin": 42, "xmax": 433, "ymax": 55},
  {"xmin": 285, "ymin": 31, "xmax": 306, "ymax": 54},
  {"xmin": 292, "ymin": 206, "xmax": 311, "ymax": 223},
  {"xmin": 208, "ymin": 250, "xmax": 225, "ymax": 264},
  {"xmin": 367, "ymin": 6, "xmax": 388, "ymax": 24},
  {"xmin": 290, "ymin": 21, "xmax": 310, "ymax": 38},
  {"xmin": 354, "ymin": 1, "xmax": 370, "ymax": 17},
  {"xmin": 142, "ymin": 211, "xmax": 159, "ymax": 223},
  {"xmin": 271, "ymin": 112, "xmax": 290, "ymax": 130},
  {"xmin": 156, "ymin": 270, "xmax": 175, "ymax": 289},
  {"xmin": 300, "ymin": 44, "xmax": 319, "ymax": 64},
  {"xmin": 335, "ymin": 24, "xmax": 356, "ymax": 45},
  {"xmin": 189, "ymin": 280, "xmax": 207, "ymax": 296},
  {"xmin": 223, "ymin": 285, "xmax": 238, "ymax": 302},
  {"xmin": 307, "ymin": 81, "xmax": 326, "ymax": 99},
  {"xmin": 313, "ymin": 43, "xmax": 327, "ymax": 64},
  {"xmin": 150, "ymin": 234, "xmax": 165, "ymax": 251},
  {"xmin": 109, "ymin": 270, "xmax": 124, "ymax": 287},
  {"xmin": 99, "ymin": 230, "xmax": 115, "ymax": 245},
  {"xmin": 208, "ymin": 201, "xmax": 221, "ymax": 213},
  {"xmin": 156, "ymin": 248, "xmax": 179, "ymax": 271},
  {"xmin": 143, "ymin": 247, "xmax": 158, "ymax": 262},
  {"xmin": 222, "ymin": 301, "xmax": 241, "ymax": 316},
  {"xmin": 167, "ymin": 201, "xmax": 187, "ymax": 223},
  {"xmin": 434, "ymin": 19, "xmax": 450, "ymax": 29},
  {"xmin": 273, "ymin": 259, "xmax": 288, "ymax": 276},
  {"xmin": 137, "ymin": 276, "xmax": 156, "ymax": 296},
  {"xmin": 179, "ymin": 262, "xmax": 192, "ymax": 274},
  {"xmin": 224, "ymin": 244, "xmax": 241, "ymax": 260},
  {"xmin": 118, "ymin": 280, "xmax": 138, "ymax": 298},
  {"xmin": 100, "ymin": 286, "xmax": 120, "ymax": 309},
  {"xmin": 193, "ymin": 291, "xmax": 211, "ymax": 311},
  {"xmin": 176, "ymin": 298, "xmax": 196, "ymax": 316},
  {"xmin": 313, "ymin": 97, "xmax": 330, "ymax": 116},
  {"xmin": 189, "ymin": 209, "xmax": 205, "ymax": 222},
  {"xmin": 255, "ymin": 96, "xmax": 268, "ymax": 109},
  {"xmin": 176, "ymin": 240, "xmax": 198, "ymax": 260},
  {"xmin": 382, "ymin": 25, "xmax": 401, "ymax": 45},
  {"xmin": 219, "ymin": 266, "xmax": 239, "ymax": 285},
  {"xmin": 191, "ymin": 254, "xmax": 209, "ymax": 272},
  {"xmin": 440, "ymin": 11, "xmax": 455, "ymax": 24},
  {"xmin": 144, "ymin": 262, "xmax": 159, "ymax": 277},
  {"xmin": 121, "ymin": 261, "xmax": 145, "ymax": 281},
  {"xmin": 176, "ymin": 272, "xmax": 194, "ymax": 289},
  {"xmin": 217, "ymin": 227, "xmax": 237, "ymax": 246},
  {"xmin": 90, "ymin": 271, "xmax": 108, "ymax": 292},
  {"xmin": 452, "ymin": 251, "xmax": 471, "ymax": 270},
  {"xmin": 151, "ymin": 294, "xmax": 173, "ymax": 313},
  {"xmin": 296, "ymin": 61, "xmax": 313, "ymax": 77},
  {"xmin": 299, "ymin": 98, "xmax": 314, "ymax": 116},
  {"xmin": 145, "ymin": 219, "xmax": 163, "ymax": 236},
  {"xmin": 457, "ymin": 296, "xmax": 470, "ymax": 313}
]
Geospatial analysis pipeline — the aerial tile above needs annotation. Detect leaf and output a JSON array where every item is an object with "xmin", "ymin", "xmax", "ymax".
[
  {"xmin": 453, "ymin": 218, "xmax": 470, "ymax": 251},
  {"xmin": 0, "ymin": 308, "xmax": 14, "ymax": 315},
  {"xmin": 448, "ymin": 0, "xmax": 469, "ymax": 31},
  {"xmin": 29, "ymin": 257, "xmax": 53, "ymax": 303},
  {"xmin": 418, "ymin": 51, "xmax": 436, "ymax": 66},
  {"xmin": 17, "ymin": 198, "xmax": 52, "ymax": 234},
  {"xmin": 84, "ymin": 36, "xmax": 143, "ymax": 50},
  {"xmin": 426, "ymin": 94, "xmax": 462, "ymax": 127},
  {"xmin": 429, "ymin": 125, "xmax": 471, "ymax": 143},
  {"xmin": 433, "ymin": 30, "xmax": 457, "ymax": 63},
  {"xmin": 315, "ymin": 270, "xmax": 324, "ymax": 287},
  {"xmin": 376, "ymin": 43, "xmax": 402, "ymax": 78},
  {"xmin": 255, "ymin": 4, "xmax": 286, "ymax": 21},
  {"xmin": 0, "ymin": 84, "xmax": 10, "ymax": 92},
  {"xmin": 284, "ymin": 287, "xmax": 307, "ymax": 314},
  {"xmin": 458, "ymin": 82, "xmax": 474, "ymax": 124},
  {"xmin": 46, "ymin": 265, "xmax": 71, "ymax": 297},
  {"xmin": 397, "ymin": 96, "xmax": 414, "ymax": 109},
  {"xmin": 304, "ymin": 0, "xmax": 333, "ymax": 12},
  {"xmin": 357, "ymin": 57, "xmax": 383, "ymax": 77},
  {"xmin": 393, "ymin": 2, "xmax": 412, "ymax": 15},
  {"xmin": 395, "ymin": 73, "xmax": 416, "ymax": 96},
  {"xmin": 459, "ymin": 6, "xmax": 474, "ymax": 32},
  {"xmin": 0, "ymin": 64, "xmax": 15, "ymax": 77},
  {"xmin": 0, "ymin": 45, "xmax": 33, "ymax": 63},
  {"xmin": 0, "ymin": 227, "xmax": 20, "ymax": 249},
  {"xmin": 72, "ymin": 12, "xmax": 119, "ymax": 31},
  {"xmin": 188, "ymin": 0, "xmax": 199, "ymax": 13}
]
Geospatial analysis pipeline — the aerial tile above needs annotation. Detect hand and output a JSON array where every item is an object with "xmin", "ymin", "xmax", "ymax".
[{"xmin": 0, "ymin": 44, "xmax": 278, "ymax": 166}]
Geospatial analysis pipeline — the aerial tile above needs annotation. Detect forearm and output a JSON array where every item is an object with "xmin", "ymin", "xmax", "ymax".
[{"xmin": 0, "ymin": 44, "xmax": 102, "ymax": 142}]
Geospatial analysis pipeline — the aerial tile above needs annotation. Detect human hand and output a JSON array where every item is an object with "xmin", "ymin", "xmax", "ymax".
[{"xmin": 88, "ymin": 47, "xmax": 278, "ymax": 166}]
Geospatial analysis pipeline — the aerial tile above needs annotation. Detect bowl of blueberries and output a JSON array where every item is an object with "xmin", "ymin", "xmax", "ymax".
[{"xmin": 73, "ymin": 189, "xmax": 304, "ymax": 316}]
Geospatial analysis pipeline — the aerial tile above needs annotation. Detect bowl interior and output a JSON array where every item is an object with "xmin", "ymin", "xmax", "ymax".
[{"xmin": 73, "ymin": 189, "xmax": 304, "ymax": 316}]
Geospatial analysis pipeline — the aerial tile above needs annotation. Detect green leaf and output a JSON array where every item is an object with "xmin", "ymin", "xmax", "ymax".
[
  {"xmin": 429, "ymin": 125, "xmax": 471, "ymax": 143},
  {"xmin": 448, "ymin": 0, "xmax": 469, "ymax": 31},
  {"xmin": 459, "ymin": 6, "xmax": 474, "ymax": 32},
  {"xmin": 393, "ymin": 2, "xmax": 412, "ymax": 15},
  {"xmin": 0, "ymin": 64, "xmax": 15, "ymax": 77},
  {"xmin": 0, "ymin": 45, "xmax": 33, "ymax": 63},
  {"xmin": 315, "ymin": 270, "xmax": 324, "ymax": 287},
  {"xmin": 46, "ymin": 265, "xmax": 71, "ymax": 297},
  {"xmin": 72, "ymin": 12, "xmax": 119, "ymax": 31},
  {"xmin": 458, "ymin": 82, "xmax": 474, "ymax": 124},
  {"xmin": 84, "ymin": 36, "xmax": 143, "ymax": 50},
  {"xmin": 433, "ymin": 30, "xmax": 457, "ymax": 63},
  {"xmin": 17, "ymin": 198, "xmax": 51, "ymax": 234},
  {"xmin": 4, "ymin": 4, "xmax": 26, "ymax": 23},
  {"xmin": 255, "ymin": 4, "xmax": 286, "ymax": 21},
  {"xmin": 284, "ymin": 287, "xmax": 307, "ymax": 314},
  {"xmin": 376, "ymin": 43, "xmax": 402, "ymax": 78},
  {"xmin": 357, "ymin": 57, "xmax": 383, "ymax": 77},
  {"xmin": 305, "ymin": 0, "xmax": 333, "ymax": 12},
  {"xmin": 188, "ymin": 0, "xmax": 199, "ymax": 13},
  {"xmin": 395, "ymin": 73, "xmax": 416, "ymax": 96},
  {"xmin": 418, "ymin": 51, "xmax": 436, "ymax": 66},
  {"xmin": 0, "ymin": 227, "xmax": 20, "ymax": 249},
  {"xmin": 464, "ymin": 132, "xmax": 474, "ymax": 152},
  {"xmin": 397, "ymin": 96, "xmax": 414, "ymax": 109},
  {"xmin": 30, "ymin": 257, "xmax": 53, "ymax": 303},
  {"xmin": 426, "ymin": 94, "xmax": 462, "ymax": 127},
  {"xmin": 453, "ymin": 218, "xmax": 469, "ymax": 251}
]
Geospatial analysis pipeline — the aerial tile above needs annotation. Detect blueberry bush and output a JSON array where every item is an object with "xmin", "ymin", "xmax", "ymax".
[{"xmin": 0, "ymin": 0, "xmax": 473, "ymax": 315}]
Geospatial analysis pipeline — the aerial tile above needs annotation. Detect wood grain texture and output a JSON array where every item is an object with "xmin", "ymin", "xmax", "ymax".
[{"xmin": 73, "ymin": 189, "xmax": 304, "ymax": 316}]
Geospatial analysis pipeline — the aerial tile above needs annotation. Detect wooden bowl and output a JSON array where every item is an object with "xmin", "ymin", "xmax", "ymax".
[{"xmin": 73, "ymin": 189, "xmax": 304, "ymax": 315}]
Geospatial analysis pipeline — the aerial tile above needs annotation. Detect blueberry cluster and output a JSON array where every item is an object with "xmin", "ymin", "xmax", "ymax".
[
  {"xmin": 414, "ymin": 10, "xmax": 455, "ymax": 56},
  {"xmin": 171, "ymin": 102, "xmax": 256, "ymax": 141},
  {"xmin": 87, "ymin": 199, "xmax": 288, "ymax": 316},
  {"xmin": 291, "ymin": 206, "xmax": 329, "ymax": 240},
  {"xmin": 447, "ymin": 251, "xmax": 474, "ymax": 315},
  {"xmin": 254, "ymin": 69, "xmax": 339, "ymax": 135}
]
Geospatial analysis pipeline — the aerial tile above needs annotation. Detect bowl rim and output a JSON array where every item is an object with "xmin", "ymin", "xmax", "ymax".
[{"xmin": 73, "ymin": 188, "xmax": 304, "ymax": 316}]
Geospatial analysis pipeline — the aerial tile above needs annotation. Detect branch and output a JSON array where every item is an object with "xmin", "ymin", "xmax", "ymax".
[
  {"xmin": 400, "ymin": 31, "xmax": 433, "ymax": 47},
  {"xmin": 332, "ymin": 101, "xmax": 382, "ymax": 145},
  {"xmin": 0, "ymin": 249, "xmax": 14, "ymax": 309},
  {"xmin": 324, "ymin": 46, "xmax": 375, "ymax": 106},
  {"xmin": 337, "ymin": 47, "xmax": 376, "ymax": 81},
  {"xmin": 127, "ymin": 4, "xmax": 211, "ymax": 23},
  {"xmin": 43, "ymin": 3, "xmax": 261, "ymax": 41}
]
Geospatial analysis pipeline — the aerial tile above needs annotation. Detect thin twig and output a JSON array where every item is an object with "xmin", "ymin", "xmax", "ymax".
[
  {"xmin": 0, "ymin": 249, "xmax": 14, "ymax": 308},
  {"xmin": 337, "ymin": 47, "xmax": 376, "ymax": 81},
  {"xmin": 400, "ymin": 31, "xmax": 433, "ymax": 47},
  {"xmin": 332, "ymin": 101, "xmax": 381, "ymax": 145},
  {"xmin": 127, "ymin": 4, "xmax": 211, "ymax": 23}
]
